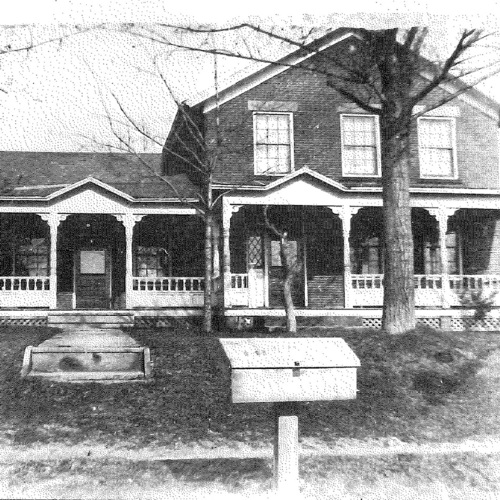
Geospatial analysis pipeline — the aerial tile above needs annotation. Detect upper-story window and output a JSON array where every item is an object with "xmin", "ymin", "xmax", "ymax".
[
  {"xmin": 254, "ymin": 112, "xmax": 293, "ymax": 175},
  {"xmin": 418, "ymin": 117, "xmax": 457, "ymax": 179},
  {"xmin": 341, "ymin": 114, "xmax": 381, "ymax": 177}
]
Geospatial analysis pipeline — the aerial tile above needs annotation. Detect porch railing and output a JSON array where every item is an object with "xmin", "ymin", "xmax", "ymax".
[
  {"xmin": 228, "ymin": 273, "xmax": 249, "ymax": 307},
  {"xmin": 0, "ymin": 276, "xmax": 50, "ymax": 291},
  {"xmin": 129, "ymin": 276, "xmax": 205, "ymax": 308},
  {"xmin": 0, "ymin": 276, "xmax": 51, "ymax": 308},
  {"xmin": 351, "ymin": 274, "xmax": 500, "ymax": 307},
  {"xmin": 132, "ymin": 277, "xmax": 205, "ymax": 292}
]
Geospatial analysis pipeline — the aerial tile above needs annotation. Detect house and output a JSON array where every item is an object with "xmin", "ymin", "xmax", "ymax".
[
  {"xmin": 0, "ymin": 152, "xmax": 206, "ymax": 326},
  {"xmin": 1, "ymin": 28, "xmax": 500, "ymax": 330}
]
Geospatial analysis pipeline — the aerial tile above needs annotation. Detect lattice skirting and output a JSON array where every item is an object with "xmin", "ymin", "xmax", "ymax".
[
  {"xmin": 362, "ymin": 316, "xmax": 500, "ymax": 331},
  {"xmin": 362, "ymin": 318, "xmax": 441, "ymax": 329},
  {"xmin": 0, "ymin": 317, "xmax": 47, "ymax": 327},
  {"xmin": 451, "ymin": 317, "xmax": 500, "ymax": 331}
]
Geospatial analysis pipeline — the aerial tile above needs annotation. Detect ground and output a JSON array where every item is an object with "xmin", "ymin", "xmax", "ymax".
[{"xmin": 1, "ymin": 325, "xmax": 500, "ymax": 499}]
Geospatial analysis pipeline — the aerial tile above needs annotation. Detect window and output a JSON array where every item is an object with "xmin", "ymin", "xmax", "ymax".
[
  {"xmin": 1, "ymin": 238, "xmax": 49, "ymax": 276},
  {"xmin": 254, "ymin": 113, "xmax": 293, "ymax": 175},
  {"xmin": 341, "ymin": 114, "xmax": 380, "ymax": 177},
  {"xmin": 135, "ymin": 247, "xmax": 170, "ymax": 277},
  {"xmin": 351, "ymin": 237, "xmax": 382, "ymax": 274},
  {"xmin": 246, "ymin": 236, "xmax": 263, "ymax": 269},
  {"xmin": 418, "ymin": 117, "xmax": 457, "ymax": 179}
]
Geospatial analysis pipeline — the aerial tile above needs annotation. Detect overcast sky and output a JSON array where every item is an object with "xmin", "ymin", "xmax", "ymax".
[{"xmin": 2, "ymin": 2, "xmax": 500, "ymax": 153}]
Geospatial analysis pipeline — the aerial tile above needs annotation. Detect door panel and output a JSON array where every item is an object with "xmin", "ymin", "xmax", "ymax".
[{"xmin": 75, "ymin": 249, "xmax": 111, "ymax": 309}]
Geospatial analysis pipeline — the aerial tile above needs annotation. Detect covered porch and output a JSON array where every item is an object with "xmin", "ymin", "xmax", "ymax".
[
  {"xmin": 0, "ymin": 180, "xmax": 208, "ymax": 311},
  {"xmin": 221, "ymin": 173, "xmax": 500, "ymax": 312}
]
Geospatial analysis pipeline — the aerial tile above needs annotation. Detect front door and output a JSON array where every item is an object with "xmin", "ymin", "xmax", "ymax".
[{"xmin": 75, "ymin": 249, "xmax": 111, "ymax": 309}]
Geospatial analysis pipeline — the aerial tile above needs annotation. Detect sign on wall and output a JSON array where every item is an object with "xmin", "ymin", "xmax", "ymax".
[{"xmin": 80, "ymin": 250, "xmax": 106, "ymax": 274}]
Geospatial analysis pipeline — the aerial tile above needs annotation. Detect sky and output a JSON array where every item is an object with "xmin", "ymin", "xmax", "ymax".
[{"xmin": 2, "ymin": 2, "xmax": 500, "ymax": 153}]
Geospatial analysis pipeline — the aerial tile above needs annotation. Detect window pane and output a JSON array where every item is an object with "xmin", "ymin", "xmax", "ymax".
[
  {"xmin": 419, "ymin": 118, "xmax": 455, "ymax": 178},
  {"xmin": 342, "ymin": 115, "xmax": 378, "ymax": 175},
  {"xmin": 420, "ymin": 149, "xmax": 454, "ymax": 177},
  {"xmin": 254, "ymin": 113, "xmax": 292, "ymax": 174},
  {"xmin": 420, "ymin": 119, "xmax": 452, "ymax": 148},
  {"xmin": 343, "ymin": 146, "xmax": 377, "ymax": 175}
]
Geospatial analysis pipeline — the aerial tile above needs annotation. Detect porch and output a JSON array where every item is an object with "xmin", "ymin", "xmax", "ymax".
[
  {"xmin": 223, "ymin": 202, "xmax": 500, "ymax": 311},
  {"xmin": 0, "ymin": 206, "xmax": 209, "ymax": 311}
]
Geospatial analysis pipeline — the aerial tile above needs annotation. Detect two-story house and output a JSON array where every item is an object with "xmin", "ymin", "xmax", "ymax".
[
  {"xmin": 166, "ymin": 28, "xmax": 500, "ymax": 330},
  {"xmin": 0, "ymin": 28, "xmax": 499, "ymax": 330}
]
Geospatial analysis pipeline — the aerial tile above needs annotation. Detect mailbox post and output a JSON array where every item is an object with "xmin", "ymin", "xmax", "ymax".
[{"xmin": 219, "ymin": 337, "xmax": 360, "ymax": 497}]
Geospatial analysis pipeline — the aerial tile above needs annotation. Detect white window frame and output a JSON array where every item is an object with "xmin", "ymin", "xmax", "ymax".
[
  {"xmin": 340, "ymin": 113, "xmax": 381, "ymax": 178},
  {"xmin": 417, "ymin": 116, "xmax": 458, "ymax": 180},
  {"xmin": 253, "ymin": 112, "xmax": 294, "ymax": 176}
]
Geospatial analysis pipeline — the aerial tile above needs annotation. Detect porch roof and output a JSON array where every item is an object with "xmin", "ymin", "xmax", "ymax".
[{"xmin": 0, "ymin": 152, "xmax": 199, "ymax": 200}]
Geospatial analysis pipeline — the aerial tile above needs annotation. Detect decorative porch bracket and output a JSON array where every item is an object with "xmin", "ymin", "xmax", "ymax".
[
  {"xmin": 222, "ymin": 200, "xmax": 242, "ymax": 309},
  {"xmin": 426, "ymin": 208, "xmax": 458, "ymax": 309},
  {"xmin": 115, "ymin": 214, "xmax": 145, "ymax": 310},
  {"xmin": 40, "ymin": 213, "xmax": 68, "ymax": 309},
  {"xmin": 328, "ymin": 206, "xmax": 360, "ymax": 309}
]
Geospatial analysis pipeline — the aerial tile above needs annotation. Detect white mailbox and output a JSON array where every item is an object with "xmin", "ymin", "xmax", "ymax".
[{"xmin": 219, "ymin": 338, "xmax": 360, "ymax": 403}]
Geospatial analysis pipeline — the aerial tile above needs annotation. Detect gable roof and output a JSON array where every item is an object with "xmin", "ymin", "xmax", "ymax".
[
  {"xmin": 187, "ymin": 28, "xmax": 499, "ymax": 120},
  {"xmin": 0, "ymin": 151, "xmax": 198, "ymax": 201}
]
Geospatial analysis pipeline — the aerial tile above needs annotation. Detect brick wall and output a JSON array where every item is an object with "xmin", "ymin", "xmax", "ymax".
[{"xmin": 201, "ymin": 39, "xmax": 499, "ymax": 190}]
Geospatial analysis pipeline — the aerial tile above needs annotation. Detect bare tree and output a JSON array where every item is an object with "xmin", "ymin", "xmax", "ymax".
[
  {"xmin": 0, "ymin": 25, "xmax": 97, "ymax": 95},
  {"xmin": 119, "ymin": 24, "xmax": 500, "ymax": 334},
  {"xmin": 90, "ymin": 56, "xmax": 233, "ymax": 335}
]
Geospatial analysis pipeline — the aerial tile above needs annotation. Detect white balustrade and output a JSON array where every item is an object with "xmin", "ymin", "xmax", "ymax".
[
  {"xmin": 0, "ymin": 276, "xmax": 51, "ymax": 308},
  {"xmin": 448, "ymin": 275, "xmax": 500, "ymax": 306},
  {"xmin": 351, "ymin": 274, "xmax": 383, "ymax": 306},
  {"xmin": 228, "ymin": 273, "xmax": 249, "ymax": 307},
  {"xmin": 129, "ymin": 276, "xmax": 205, "ymax": 308},
  {"xmin": 132, "ymin": 277, "xmax": 205, "ymax": 292},
  {"xmin": 350, "ymin": 273, "xmax": 500, "ymax": 308}
]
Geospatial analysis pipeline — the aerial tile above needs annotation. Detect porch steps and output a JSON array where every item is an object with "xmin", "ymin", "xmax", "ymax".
[
  {"xmin": 47, "ymin": 311, "xmax": 134, "ymax": 328},
  {"xmin": 21, "ymin": 327, "xmax": 152, "ymax": 382}
]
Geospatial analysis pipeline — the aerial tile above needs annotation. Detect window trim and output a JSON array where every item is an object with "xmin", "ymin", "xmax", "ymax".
[
  {"xmin": 340, "ymin": 113, "xmax": 381, "ymax": 178},
  {"xmin": 417, "ymin": 116, "xmax": 458, "ymax": 180},
  {"xmin": 253, "ymin": 111, "xmax": 295, "ymax": 176}
]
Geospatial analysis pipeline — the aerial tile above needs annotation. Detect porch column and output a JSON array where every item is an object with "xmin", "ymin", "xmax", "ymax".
[
  {"xmin": 427, "ymin": 208, "xmax": 457, "ymax": 308},
  {"xmin": 116, "ymin": 214, "xmax": 143, "ymax": 310},
  {"xmin": 222, "ymin": 200, "xmax": 242, "ymax": 309},
  {"xmin": 40, "ymin": 213, "xmax": 67, "ymax": 310},
  {"xmin": 329, "ymin": 206, "xmax": 359, "ymax": 309}
]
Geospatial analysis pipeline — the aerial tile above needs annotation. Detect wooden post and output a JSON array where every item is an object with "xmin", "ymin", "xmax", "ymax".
[
  {"xmin": 428, "ymin": 208, "xmax": 456, "ymax": 309},
  {"xmin": 116, "ymin": 214, "xmax": 143, "ymax": 310},
  {"xmin": 274, "ymin": 402, "xmax": 300, "ymax": 498},
  {"xmin": 222, "ymin": 200, "xmax": 242, "ymax": 310},
  {"xmin": 41, "ymin": 213, "xmax": 67, "ymax": 310},
  {"xmin": 329, "ymin": 206, "xmax": 359, "ymax": 309}
]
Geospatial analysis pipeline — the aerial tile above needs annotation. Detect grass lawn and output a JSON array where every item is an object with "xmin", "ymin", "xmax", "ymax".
[
  {"xmin": 4, "ymin": 453, "xmax": 500, "ymax": 499},
  {"xmin": 1, "ymin": 325, "xmax": 500, "ymax": 449}
]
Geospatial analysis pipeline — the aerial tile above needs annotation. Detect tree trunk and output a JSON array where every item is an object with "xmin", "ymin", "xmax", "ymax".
[
  {"xmin": 381, "ymin": 122, "xmax": 416, "ymax": 334},
  {"xmin": 203, "ymin": 212, "xmax": 213, "ymax": 336},
  {"xmin": 280, "ymin": 235, "xmax": 301, "ymax": 334}
]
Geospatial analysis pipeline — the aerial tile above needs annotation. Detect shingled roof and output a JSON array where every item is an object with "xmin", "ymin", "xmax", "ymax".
[{"xmin": 0, "ymin": 151, "xmax": 199, "ymax": 200}]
